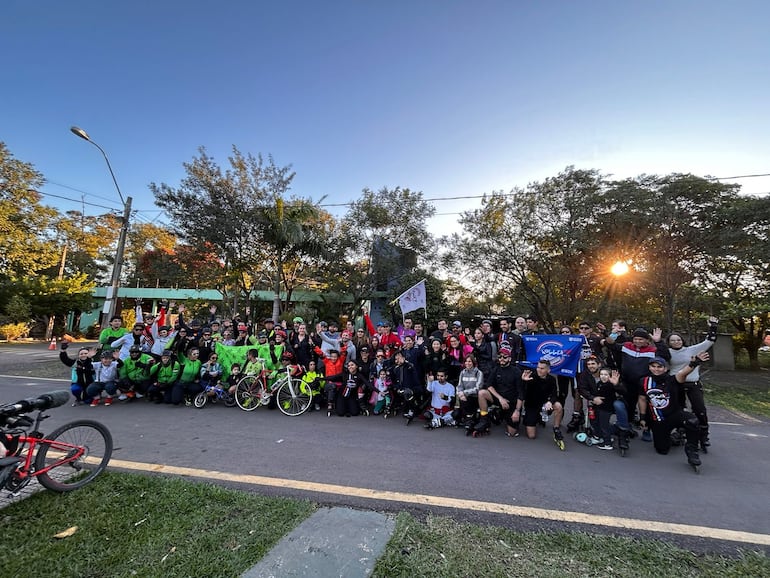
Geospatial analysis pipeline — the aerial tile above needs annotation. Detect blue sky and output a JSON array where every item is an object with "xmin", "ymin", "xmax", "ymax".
[{"xmin": 2, "ymin": 1, "xmax": 769, "ymax": 231}]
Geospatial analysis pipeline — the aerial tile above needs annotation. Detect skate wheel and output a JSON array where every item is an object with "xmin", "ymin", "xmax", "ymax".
[{"xmin": 690, "ymin": 464, "xmax": 700, "ymax": 474}]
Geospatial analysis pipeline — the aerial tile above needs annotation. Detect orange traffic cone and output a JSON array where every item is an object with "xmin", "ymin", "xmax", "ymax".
[{"xmin": 48, "ymin": 337, "xmax": 57, "ymax": 350}]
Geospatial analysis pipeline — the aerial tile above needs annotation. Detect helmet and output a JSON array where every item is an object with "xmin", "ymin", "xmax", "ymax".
[
  {"xmin": 129, "ymin": 345, "xmax": 141, "ymax": 353},
  {"xmin": 100, "ymin": 350, "xmax": 113, "ymax": 359},
  {"xmin": 275, "ymin": 329, "xmax": 287, "ymax": 339},
  {"xmin": 281, "ymin": 351, "xmax": 295, "ymax": 362}
]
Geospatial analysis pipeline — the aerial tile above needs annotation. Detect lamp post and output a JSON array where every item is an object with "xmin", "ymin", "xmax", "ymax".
[{"xmin": 70, "ymin": 126, "xmax": 132, "ymax": 328}]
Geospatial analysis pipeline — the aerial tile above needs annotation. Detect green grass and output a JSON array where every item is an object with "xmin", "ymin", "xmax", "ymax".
[
  {"xmin": 0, "ymin": 471, "xmax": 315, "ymax": 578},
  {"xmin": 734, "ymin": 349, "xmax": 770, "ymax": 371},
  {"xmin": 2, "ymin": 474, "xmax": 768, "ymax": 578},
  {"xmin": 705, "ymin": 381, "xmax": 770, "ymax": 418},
  {"xmin": 373, "ymin": 512, "xmax": 770, "ymax": 578}
]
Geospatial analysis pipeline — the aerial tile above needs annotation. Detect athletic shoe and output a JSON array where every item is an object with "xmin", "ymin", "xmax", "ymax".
[
  {"xmin": 126, "ymin": 391, "xmax": 136, "ymax": 399},
  {"xmin": 118, "ymin": 394, "xmax": 128, "ymax": 401},
  {"xmin": 135, "ymin": 392, "xmax": 144, "ymax": 399},
  {"xmin": 403, "ymin": 410, "xmax": 414, "ymax": 419},
  {"xmin": 589, "ymin": 436, "xmax": 603, "ymax": 445},
  {"xmin": 596, "ymin": 442, "xmax": 614, "ymax": 450},
  {"xmin": 104, "ymin": 397, "xmax": 113, "ymax": 406},
  {"xmin": 185, "ymin": 398, "xmax": 192, "ymax": 406},
  {"xmin": 642, "ymin": 429, "xmax": 652, "ymax": 442},
  {"xmin": 90, "ymin": 398, "xmax": 100, "ymax": 407}
]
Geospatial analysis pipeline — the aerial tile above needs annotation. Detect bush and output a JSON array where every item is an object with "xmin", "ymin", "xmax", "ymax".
[{"xmin": 0, "ymin": 322, "xmax": 31, "ymax": 341}]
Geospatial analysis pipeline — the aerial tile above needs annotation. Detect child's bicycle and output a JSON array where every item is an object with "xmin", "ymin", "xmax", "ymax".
[
  {"xmin": 234, "ymin": 362, "xmax": 313, "ymax": 416},
  {"xmin": 0, "ymin": 390, "xmax": 113, "ymax": 494},
  {"xmin": 193, "ymin": 384, "xmax": 236, "ymax": 409}
]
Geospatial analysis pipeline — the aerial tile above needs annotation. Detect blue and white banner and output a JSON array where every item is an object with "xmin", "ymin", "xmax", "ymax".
[{"xmin": 520, "ymin": 335, "xmax": 584, "ymax": 377}]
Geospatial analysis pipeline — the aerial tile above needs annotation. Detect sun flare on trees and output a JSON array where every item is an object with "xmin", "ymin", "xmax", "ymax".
[{"xmin": 610, "ymin": 261, "xmax": 630, "ymax": 277}]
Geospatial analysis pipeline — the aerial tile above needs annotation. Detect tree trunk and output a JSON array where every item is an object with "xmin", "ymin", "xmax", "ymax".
[{"xmin": 271, "ymin": 269, "xmax": 281, "ymax": 322}]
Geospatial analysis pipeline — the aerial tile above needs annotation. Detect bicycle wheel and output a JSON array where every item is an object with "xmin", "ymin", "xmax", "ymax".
[
  {"xmin": 235, "ymin": 376, "xmax": 262, "ymax": 411},
  {"xmin": 193, "ymin": 391, "xmax": 207, "ymax": 408},
  {"xmin": 34, "ymin": 420, "xmax": 113, "ymax": 492},
  {"xmin": 276, "ymin": 378, "xmax": 313, "ymax": 416},
  {"xmin": 223, "ymin": 392, "xmax": 236, "ymax": 408}
]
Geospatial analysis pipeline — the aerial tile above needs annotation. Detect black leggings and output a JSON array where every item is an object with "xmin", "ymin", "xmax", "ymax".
[
  {"xmin": 678, "ymin": 381, "xmax": 709, "ymax": 430},
  {"xmin": 649, "ymin": 410, "xmax": 699, "ymax": 454}
]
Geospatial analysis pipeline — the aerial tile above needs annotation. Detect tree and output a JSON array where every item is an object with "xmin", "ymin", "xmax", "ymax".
[
  {"xmin": 151, "ymin": 146, "xmax": 328, "ymax": 317},
  {"xmin": 330, "ymin": 187, "xmax": 437, "ymax": 317},
  {"xmin": 0, "ymin": 142, "xmax": 59, "ymax": 279},
  {"xmin": 447, "ymin": 167, "xmax": 610, "ymax": 331}
]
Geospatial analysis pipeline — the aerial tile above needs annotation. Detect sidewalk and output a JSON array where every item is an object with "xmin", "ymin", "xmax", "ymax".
[{"xmin": 242, "ymin": 507, "xmax": 395, "ymax": 577}]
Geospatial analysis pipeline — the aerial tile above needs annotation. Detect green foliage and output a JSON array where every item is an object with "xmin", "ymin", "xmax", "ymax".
[
  {"xmin": 385, "ymin": 270, "xmax": 450, "ymax": 329},
  {"xmin": 0, "ymin": 142, "xmax": 59, "ymax": 278},
  {"xmin": 3, "ymin": 294, "xmax": 31, "ymax": 322},
  {"xmin": 0, "ymin": 322, "xmax": 30, "ymax": 341}
]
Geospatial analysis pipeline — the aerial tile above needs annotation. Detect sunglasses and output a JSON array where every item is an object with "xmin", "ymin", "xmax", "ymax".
[
  {"xmin": 579, "ymin": 326, "xmax": 590, "ymax": 330},
  {"xmin": 561, "ymin": 331, "xmax": 571, "ymax": 334}
]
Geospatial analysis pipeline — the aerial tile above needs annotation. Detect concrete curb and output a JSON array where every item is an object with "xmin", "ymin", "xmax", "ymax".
[{"xmin": 242, "ymin": 507, "xmax": 395, "ymax": 578}]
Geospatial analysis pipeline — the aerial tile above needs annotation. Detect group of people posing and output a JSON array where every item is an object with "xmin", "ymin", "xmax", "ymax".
[{"xmin": 61, "ymin": 303, "xmax": 719, "ymax": 468}]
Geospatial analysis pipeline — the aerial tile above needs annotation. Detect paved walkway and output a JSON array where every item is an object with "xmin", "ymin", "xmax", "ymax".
[{"xmin": 242, "ymin": 507, "xmax": 395, "ymax": 578}]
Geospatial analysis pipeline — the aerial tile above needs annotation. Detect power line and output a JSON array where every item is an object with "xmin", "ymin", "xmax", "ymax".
[
  {"xmin": 37, "ymin": 190, "xmax": 118, "ymax": 212},
  {"xmin": 46, "ymin": 179, "xmax": 123, "ymax": 207}
]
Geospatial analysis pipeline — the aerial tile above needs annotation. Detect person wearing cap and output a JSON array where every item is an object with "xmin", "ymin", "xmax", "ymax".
[
  {"xmin": 196, "ymin": 327, "xmax": 216, "ymax": 363},
  {"xmin": 288, "ymin": 316, "xmax": 304, "ymax": 341},
  {"xmin": 446, "ymin": 320, "xmax": 468, "ymax": 349},
  {"xmin": 209, "ymin": 319, "xmax": 222, "ymax": 341},
  {"xmin": 234, "ymin": 323, "xmax": 256, "ymax": 347},
  {"xmin": 99, "ymin": 315, "xmax": 128, "ymax": 351},
  {"xmin": 148, "ymin": 350, "xmax": 181, "ymax": 403},
  {"xmin": 638, "ymin": 352, "xmax": 710, "ymax": 468},
  {"xmin": 86, "ymin": 349, "xmax": 123, "ymax": 406},
  {"xmin": 378, "ymin": 319, "xmax": 403, "ymax": 351},
  {"xmin": 262, "ymin": 318, "xmax": 277, "ymax": 342},
  {"xmin": 110, "ymin": 322, "xmax": 151, "ymax": 360},
  {"xmin": 617, "ymin": 327, "xmax": 669, "ymax": 421},
  {"xmin": 150, "ymin": 319, "xmax": 178, "ymax": 361},
  {"xmin": 117, "ymin": 345, "xmax": 154, "ymax": 400},
  {"xmin": 474, "ymin": 343, "xmax": 524, "ymax": 436}
]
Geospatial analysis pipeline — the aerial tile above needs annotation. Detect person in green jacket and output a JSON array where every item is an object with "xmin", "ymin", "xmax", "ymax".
[
  {"xmin": 148, "ymin": 349, "xmax": 181, "ymax": 404},
  {"xmin": 172, "ymin": 347, "xmax": 202, "ymax": 406},
  {"xmin": 117, "ymin": 345, "xmax": 154, "ymax": 400},
  {"xmin": 99, "ymin": 315, "xmax": 127, "ymax": 351}
]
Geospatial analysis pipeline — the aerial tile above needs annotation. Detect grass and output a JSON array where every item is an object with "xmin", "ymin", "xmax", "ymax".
[
  {"xmin": 704, "ymin": 380, "xmax": 770, "ymax": 419},
  {"xmin": 1, "ymin": 474, "xmax": 767, "ymax": 578},
  {"xmin": 0, "ymin": 472, "xmax": 315, "ymax": 578},
  {"xmin": 373, "ymin": 512, "xmax": 770, "ymax": 578}
]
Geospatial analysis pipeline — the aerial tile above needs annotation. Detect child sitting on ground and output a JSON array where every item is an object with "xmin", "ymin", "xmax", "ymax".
[
  {"xmin": 424, "ymin": 369, "xmax": 456, "ymax": 429},
  {"xmin": 370, "ymin": 368, "xmax": 392, "ymax": 416}
]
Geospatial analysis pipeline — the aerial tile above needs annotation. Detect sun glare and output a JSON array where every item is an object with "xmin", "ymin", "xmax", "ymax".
[{"xmin": 611, "ymin": 261, "xmax": 630, "ymax": 276}]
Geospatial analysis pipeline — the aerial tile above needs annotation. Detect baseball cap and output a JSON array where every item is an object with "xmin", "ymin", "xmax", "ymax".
[
  {"xmin": 452, "ymin": 320, "xmax": 462, "ymax": 327},
  {"xmin": 292, "ymin": 316, "xmax": 303, "ymax": 323},
  {"xmin": 649, "ymin": 356, "xmax": 669, "ymax": 367}
]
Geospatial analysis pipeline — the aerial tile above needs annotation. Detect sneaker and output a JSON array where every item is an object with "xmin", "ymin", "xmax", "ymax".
[
  {"xmin": 135, "ymin": 392, "xmax": 144, "ymax": 399},
  {"xmin": 642, "ymin": 429, "xmax": 652, "ymax": 442},
  {"xmin": 118, "ymin": 394, "xmax": 128, "ymax": 401},
  {"xmin": 403, "ymin": 410, "xmax": 414, "ymax": 419},
  {"xmin": 104, "ymin": 397, "xmax": 113, "ymax": 406},
  {"xmin": 314, "ymin": 403, "xmax": 321, "ymax": 412},
  {"xmin": 597, "ymin": 442, "xmax": 614, "ymax": 450},
  {"xmin": 185, "ymin": 398, "xmax": 192, "ymax": 406},
  {"xmin": 90, "ymin": 398, "xmax": 100, "ymax": 407},
  {"xmin": 126, "ymin": 391, "xmax": 136, "ymax": 399},
  {"xmin": 589, "ymin": 436, "xmax": 603, "ymax": 445}
]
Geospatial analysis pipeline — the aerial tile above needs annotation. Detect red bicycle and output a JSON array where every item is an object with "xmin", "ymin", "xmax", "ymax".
[{"xmin": 0, "ymin": 390, "xmax": 113, "ymax": 494}]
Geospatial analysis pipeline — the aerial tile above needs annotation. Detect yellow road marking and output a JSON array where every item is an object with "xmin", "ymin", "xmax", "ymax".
[{"xmin": 109, "ymin": 458, "xmax": 770, "ymax": 546}]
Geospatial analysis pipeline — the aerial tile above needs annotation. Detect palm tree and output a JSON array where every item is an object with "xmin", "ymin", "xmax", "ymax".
[{"xmin": 256, "ymin": 195, "xmax": 327, "ymax": 321}]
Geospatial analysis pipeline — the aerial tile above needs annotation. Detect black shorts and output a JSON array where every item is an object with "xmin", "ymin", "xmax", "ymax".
[{"xmin": 523, "ymin": 405, "xmax": 544, "ymax": 427}]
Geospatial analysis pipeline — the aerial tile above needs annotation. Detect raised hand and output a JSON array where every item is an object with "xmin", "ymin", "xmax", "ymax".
[{"xmin": 652, "ymin": 327, "xmax": 663, "ymax": 342}]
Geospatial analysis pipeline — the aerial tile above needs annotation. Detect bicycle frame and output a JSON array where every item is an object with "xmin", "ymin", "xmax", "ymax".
[{"xmin": 1, "ymin": 412, "xmax": 84, "ymax": 489}]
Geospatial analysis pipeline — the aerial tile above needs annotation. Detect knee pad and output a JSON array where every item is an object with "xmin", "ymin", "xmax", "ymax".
[{"xmin": 684, "ymin": 413, "xmax": 699, "ymax": 431}]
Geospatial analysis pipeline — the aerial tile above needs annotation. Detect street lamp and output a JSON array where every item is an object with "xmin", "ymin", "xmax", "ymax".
[{"xmin": 70, "ymin": 126, "xmax": 132, "ymax": 328}]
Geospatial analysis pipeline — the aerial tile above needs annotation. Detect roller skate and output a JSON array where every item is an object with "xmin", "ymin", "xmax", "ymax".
[
  {"xmin": 326, "ymin": 402, "xmax": 334, "ymax": 417},
  {"xmin": 617, "ymin": 428, "xmax": 630, "ymax": 457},
  {"xmin": 700, "ymin": 427, "xmax": 710, "ymax": 454},
  {"xmin": 685, "ymin": 443, "xmax": 701, "ymax": 473},
  {"xmin": 553, "ymin": 427, "xmax": 565, "ymax": 450},
  {"xmin": 566, "ymin": 412, "xmax": 583, "ymax": 433},
  {"xmin": 424, "ymin": 416, "xmax": 443, "ymax": 430},
  {"xmin": 403, "ymin": 409, "xmax": 415, "ymax": 426},
  {"xmin": 471, "ymin": 415, "xmax": 490, "ymax": 437}
]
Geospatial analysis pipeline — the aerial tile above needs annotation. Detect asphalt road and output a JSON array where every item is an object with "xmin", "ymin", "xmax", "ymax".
[{"xmin": 2, "ymin": 342, "xmax": 769, "ymax": 554}]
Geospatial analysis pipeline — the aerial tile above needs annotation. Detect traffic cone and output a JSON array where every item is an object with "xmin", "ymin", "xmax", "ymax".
[{"xmin": 48, "ymin": 337, "xmax": 57, "ymax": 350}]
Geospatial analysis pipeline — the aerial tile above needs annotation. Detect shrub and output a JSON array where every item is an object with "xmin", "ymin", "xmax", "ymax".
[{"xmin": 0, "ymin": 322, "xmax": 31, "ymax": 341}]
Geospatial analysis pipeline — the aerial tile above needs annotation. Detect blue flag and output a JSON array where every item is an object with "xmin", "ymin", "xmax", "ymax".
[{"xmin": 520, "ymin": 335, "xmax": 583, "ymax": 377}]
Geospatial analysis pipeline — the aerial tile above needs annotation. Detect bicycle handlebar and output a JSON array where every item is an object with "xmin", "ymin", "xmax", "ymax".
[{"xmin": 0, "ymin": 390, "xmax": 70, "ymax": 418}]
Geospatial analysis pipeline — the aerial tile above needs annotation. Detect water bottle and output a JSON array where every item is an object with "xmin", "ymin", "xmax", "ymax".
[{"xmin": 540, "ymin": 405, "xmax": 549, "ymax": 424}]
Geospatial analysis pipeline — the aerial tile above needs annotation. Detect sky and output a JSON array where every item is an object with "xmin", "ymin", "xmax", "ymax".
[{"xmin": 2, "ymin": 0, "xmax": 769, "ymax": 233}]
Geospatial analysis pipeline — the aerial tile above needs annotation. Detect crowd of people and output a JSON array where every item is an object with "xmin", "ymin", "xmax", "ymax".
[{"xmin": 59, "ymin": 301, "xmax": 719, "ymax": 469}]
